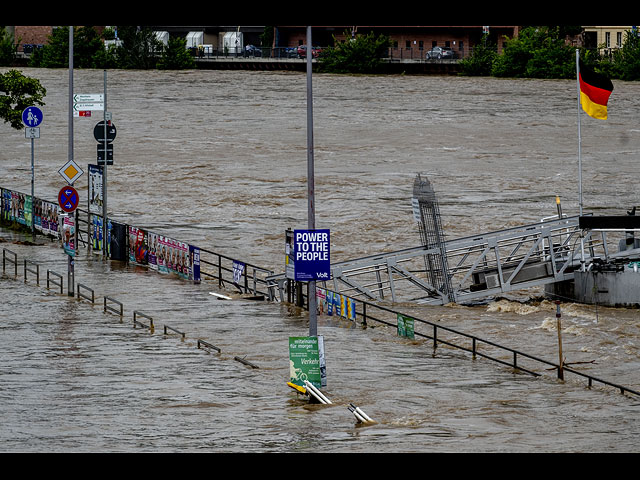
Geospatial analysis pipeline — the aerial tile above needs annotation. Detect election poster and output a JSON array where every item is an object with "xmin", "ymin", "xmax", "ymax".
[
  {"xmin": 293, "ymin": 229, "xmax": 330, "ymax": 281},
  {"xmin": 288, "ymin": 336, "xmax": 326, "ymax": 389}
]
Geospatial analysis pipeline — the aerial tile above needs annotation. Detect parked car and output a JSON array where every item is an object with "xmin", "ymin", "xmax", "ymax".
[
  {"xmin": 426, "ymin": 46, "xmax": 455, "ymax": 59},
  {"xmin": 297, "ymin": 45, "xmax": 323, "ymax": 58},
  {"xmin": 245, "ymin": 45, "xmax": 262, "ymax": 57}
]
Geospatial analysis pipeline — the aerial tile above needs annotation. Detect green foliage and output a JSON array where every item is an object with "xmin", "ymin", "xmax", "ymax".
[
  {"xmin": 319, "ymin": 31, "xmax": 391, "ymax": 74},
  {"xmin": 29, "ymin": 26, "xmax": 115, "ymax": 68},
  {"xmin": 459, "ymin": 34, "xmax": 497, "ymax": 76},
  {"xmin": 0, "ymin": 26, "xmax": 16, "ymax": 66},
  {"xmin": 491, "ymin": 26, "xmax": 575, "ymax": 79},
  {"xmin": 598, "ymin": 30, "xmax": 640, "ymax": 81},
  {"xmin": 0, "ymin": 69, "xmax": 46, "ymax": 130},
  {"xmin": 156, "ymin": 36, "xmax": 195, "ymax": 70},
  {"xmin": 113, "ymin": 26, "xmax": 161, "ymax": 69}
]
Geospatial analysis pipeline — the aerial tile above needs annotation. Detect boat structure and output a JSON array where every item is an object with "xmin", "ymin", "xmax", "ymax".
[{"xmin": 268, "ymin": 175, "xmax": 640, "ymax": 308}]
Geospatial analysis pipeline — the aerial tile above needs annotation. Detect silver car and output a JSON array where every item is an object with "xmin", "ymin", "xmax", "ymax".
[{"xmin": 426, "ymin": 46, "xmax": 455, "ymax": 59}]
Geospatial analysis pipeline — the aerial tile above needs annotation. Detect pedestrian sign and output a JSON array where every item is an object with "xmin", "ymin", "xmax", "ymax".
[
  {"xmin": 22, "ymin": 106, "xmax": 43, "ymax": 127},
  {"xmin": 58, "ymin": 159, "xmax": 84, "ymax": 185}
]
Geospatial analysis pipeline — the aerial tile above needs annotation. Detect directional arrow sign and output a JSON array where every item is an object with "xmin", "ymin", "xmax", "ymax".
[
  {"xmin": 73, "ymin": 94, "xmax": 104, "ymax": 113},
  {"xmin": 74, "ymin": 93, "xmax": 104, "ymax": 103},
  {"xmin": 58, "ymin": 186, "xmax": 79, "ymax": 213}
]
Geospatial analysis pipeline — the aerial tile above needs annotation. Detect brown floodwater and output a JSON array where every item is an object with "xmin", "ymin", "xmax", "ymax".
[{"xmin": 1, "ymin": 67, "xmax": 639, "ymax": 452}]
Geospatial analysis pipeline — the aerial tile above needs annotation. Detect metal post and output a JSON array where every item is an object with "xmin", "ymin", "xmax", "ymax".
[
  {"xmin": 556, "ymin": 301, "xmax": 564, "ymax": 380},
  {"xmin": 306, "ymin": 25, "xmax": 317, "ymax": 337},
  {"xmin": 576, "ymin": 49, "xmax": 586, "ymax": 272},
  {"xmin": 30, "ymin": 137, "xmax": 35, "ymax": 241},
  {"xmin": 103, "ymin": 70, "xmax": 108, "ymax": 257},
  {"xmin": 67, "ymin": 26, "xmax": 74, "ymax": 297}
]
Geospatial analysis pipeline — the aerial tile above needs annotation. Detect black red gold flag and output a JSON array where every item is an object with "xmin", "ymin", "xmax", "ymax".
[{"xmin": 578, "ymin": 59, "xmax": 614, "ymax": 120}]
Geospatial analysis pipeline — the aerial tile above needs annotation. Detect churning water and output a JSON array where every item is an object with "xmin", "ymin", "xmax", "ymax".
[{"xmin": 1, "ymin": 67, "xmax": 640, "ymax": 452}]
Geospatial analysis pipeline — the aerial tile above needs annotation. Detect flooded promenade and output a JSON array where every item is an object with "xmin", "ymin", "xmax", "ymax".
[{"xmin": 1, "ymin": 68, "xmax": 640, "ymax": 452}]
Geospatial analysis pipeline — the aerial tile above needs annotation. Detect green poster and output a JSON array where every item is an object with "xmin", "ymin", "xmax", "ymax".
[
  {"xmin": 397, "ymin": 314, "xmax": 415, "ymax": 339},
  {"xmin": 289, "ymin": 336, "xmax": 322, "ymax": 388}
]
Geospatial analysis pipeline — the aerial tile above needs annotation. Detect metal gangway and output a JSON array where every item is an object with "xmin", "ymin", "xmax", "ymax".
[{"xmin": 269, "ymin": 214, "xmax": 638, "ymax": 306}]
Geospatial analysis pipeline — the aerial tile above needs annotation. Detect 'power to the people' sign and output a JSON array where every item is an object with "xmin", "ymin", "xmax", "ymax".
[{"xmin": 294, "ymin": 229, "xmax": 330, "ymax": 281}]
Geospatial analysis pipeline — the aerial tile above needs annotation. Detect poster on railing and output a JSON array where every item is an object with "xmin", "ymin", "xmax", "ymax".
[
  {"xmin": 1, "ymin": 189, "xmax": 11, "ymax": 222},
  {"xmin": 129, "ymin": 226, "xmax": 148, "ymax": 265},
  {"xmin": 396, "ymin": 313, "xmax": 415, "ymax": 339},
  {"xmin": 1, "ymin": 189, "xmax": 59, "ymax": 238},
  {"xmin": 156, "ymin": 234, "xmax": 190, "ymax": 278},
  {"xmin": 91, "ymin": 215, "xmax": 111, "ymax": 256},
  {"xmin": 61, "ymin": 214, "xmax": 75, "ymax": 257},
  {"xmin": 36, "ymin": 199, "xmax": 60, "ymax": 238},
  {"xmin": 88, "ymin": 164, "xmax": 103, "ymax": 215},
  {"xmin": 189, "ymin": 245, "xmax": 201, "ymax": 284},
  {"xmin": 147, "ymin": 231, "xmax": 159, "ymax": 271},
  {"xmin": 316, "ymin": 288, "xmax": 357, "ymax": 321}
]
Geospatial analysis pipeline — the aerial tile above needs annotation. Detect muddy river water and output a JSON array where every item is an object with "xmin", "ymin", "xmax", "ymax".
[{"xmin": 1, "ymin": 67, "xmax": 639, "ymax": 452}]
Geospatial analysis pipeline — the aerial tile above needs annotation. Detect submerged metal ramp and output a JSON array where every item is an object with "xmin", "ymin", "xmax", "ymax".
[
  {"xmin": 268, "ymin": 214, "xmax": 640, "ymax": 305},
  {"xmin": 329, "ymin": 215, "xmax": 598, "ymax": 305}
]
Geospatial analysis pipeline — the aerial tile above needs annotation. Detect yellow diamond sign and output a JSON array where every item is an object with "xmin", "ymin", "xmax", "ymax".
[{"xmin": 58, "ymin": 159, "xmax": 84, "ymax": 185}]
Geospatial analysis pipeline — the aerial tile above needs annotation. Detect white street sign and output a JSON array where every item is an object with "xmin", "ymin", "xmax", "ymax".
[
  {"xmin": 74, "ymin": 94, "xmax": 103, "ymax": 103},
  {"xmin": 73, "ymin": 102, "xmax": 104, "ymax": 111},
  {"xmin": 73, "ymin": 93, "xmax": 104, "ymax": 113},
  {"xmin": 25, "ymin": 127, "xmax": 40, "ymax": 138}
]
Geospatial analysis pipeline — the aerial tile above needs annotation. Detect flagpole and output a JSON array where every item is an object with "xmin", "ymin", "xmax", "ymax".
[
  {"xmin": 576, "ymin": 49, "xmax": 586, "ymax": 272},
  {"xmin": 576, "ymin": 49, "xmax": 583, "ymax": 217}
]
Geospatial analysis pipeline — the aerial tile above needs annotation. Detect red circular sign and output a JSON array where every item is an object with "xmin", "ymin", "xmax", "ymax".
[{"xmin": 58, "ymin": 186, "xmax": 79, "ymax": 213}]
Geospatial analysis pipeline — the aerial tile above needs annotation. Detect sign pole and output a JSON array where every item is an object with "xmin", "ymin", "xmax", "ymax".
[
  {"xmin": 306, "ymin": 26, "xmax": 317, "ymax": 337},
  {"xmin": 102, "ymin": 70, "xmax": 108, "ymax": 258},
  {"xmin": 68, "ymin": 26, "xmax": 74, "ymax": 297},
  {"xmin": 30, "ymin": 136, "xmax": 35, "ymax": 242}
]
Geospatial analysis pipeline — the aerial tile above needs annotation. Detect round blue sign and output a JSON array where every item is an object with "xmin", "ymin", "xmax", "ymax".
[{"xmin": 22, "ymin": 106, "xmax": 43, "ymax": 127}]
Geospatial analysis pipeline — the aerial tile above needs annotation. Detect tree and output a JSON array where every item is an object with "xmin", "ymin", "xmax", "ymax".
[
  {"xmin": 157, "ymin": 36, "xmax": 195, "ymax": 70},
  {"xmin": 29, "ymin": 26, "xmax": 114, "ymax": 68},
  {"xmin": 114, "ymin": 26, "xmax": 161, "ymax": 69},
  {"xmin": 600, "ymin": 29, "xmax": 640, "ymax": 81},
  {"xmin": 491, "ymin": 26, "xmax": 574, "ymax": 79},
  {"xmin": 319, "ymin": 31, "xmax": 391, "ymax": 74},
  {"xmin": 459, "ymin": 34, "xmax": 497, "ymax": 76},
  {"xmin": 0, "ymin": 70, "xmax": 46, "ymax": 130},
  {"xmin": 0, "ymin": 26, "xmax": 16, "ymax": 66}
]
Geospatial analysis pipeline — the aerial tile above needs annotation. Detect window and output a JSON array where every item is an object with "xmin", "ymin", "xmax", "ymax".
[
  {"xmin": 617, "ymin": 31, "xmax": 622, "ymax": 47},
  {"xmin": 605, "ymin": 32, "xmax": 610, "ymax": 48},
  {"xmin": 405, "ymin": 40, "xmax": 410, "ymax": 50},
  {"xmin": 419, "ymin": 40, "xmax": 424, "ymax": 50}
]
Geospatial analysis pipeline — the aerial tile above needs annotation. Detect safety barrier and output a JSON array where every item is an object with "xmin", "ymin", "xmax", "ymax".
[
  {"xmin": 103, "ymin": 296, "xmax": 123, "ymax": 317},
  {"xmin": 46, "ymin": 270, "xmax": 63, "ymax": 294},
  {"xmin": 23, "ymin": 259, "xmax": 39, "ymax": 285},
  {"xmin": 293, "ymin": 283, "xmax": 640, "ymax": 398},
  {"xmin": 2, "ymin": 248, "xmax": 18, "ymax": 277},
  {"xmin": 77, "ymin": 283, "xmax": 94, "ymax": 303},
  {"xmin": 1, "ymin": 186, "xmax": 276, "ymax": 302},
  {"xmin": 3, "ymin": 222, "xmax": 640, "ymax": 400},
  {"xmin": 197, "ymin": 339, "xmax": 221, "ymax": 353},
  {"xmin": 164, "ymin": 324, "xmax": 185, "ymax": 339},
  {"xmin": 133, "ymin": 310, "xmax": 154, "ymax": 331}
]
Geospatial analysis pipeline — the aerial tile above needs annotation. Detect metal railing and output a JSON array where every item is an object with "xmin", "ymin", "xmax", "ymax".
[{"xmin": 294, "ymin": 283, "xmax": 640, "ymax": 398}]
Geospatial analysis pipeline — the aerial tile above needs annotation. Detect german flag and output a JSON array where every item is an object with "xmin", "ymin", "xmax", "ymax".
[{"xmin": 579, "ymin": 59, "xmax": 613, "ymax": 120}]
